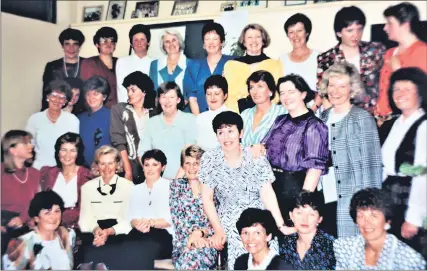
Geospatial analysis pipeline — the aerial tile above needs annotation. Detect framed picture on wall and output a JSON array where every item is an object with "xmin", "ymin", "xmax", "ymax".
[
  {"xmin": 314, "ymin": 0, "xmax": 342, "ymax": 3},
  {"xmin": 83, "ymin": 6, "xmax": 103, "ymax": 22},
  {"xmin": 133, "ymin": 0, "xmax": 159, "ymax": 18},
  {"xmin": 106, "ymin": 0, "xmax": 127, "ymax": 20},
  {"xmin": 284, "ymin": 0, "xmax": 307, "ymax": 6},
  {"xmin": 236, "ymin": 0, "xmax": 268, "ymax": 9},
  {"xmin": 220, "ymin": 1, "xmax": 237, "ymax": 12},
  {"xmin": 171, "ymin": 0, "xmax": 198, "ymax": 16}
]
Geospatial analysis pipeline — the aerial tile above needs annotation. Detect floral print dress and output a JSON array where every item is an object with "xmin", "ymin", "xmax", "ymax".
[{"xmin": 170, "ymin": 178, "xmax": 217, "ymax": 270}]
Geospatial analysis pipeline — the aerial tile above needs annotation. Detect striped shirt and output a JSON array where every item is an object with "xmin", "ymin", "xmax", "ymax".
[{"xmin": 241, "ymin": 104, "xmax": 287, "ymax": 147}]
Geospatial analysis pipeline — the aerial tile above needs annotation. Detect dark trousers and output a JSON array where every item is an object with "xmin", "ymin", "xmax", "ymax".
[
  {"xmin": 272, "ymin": 170, "xmax": 306, "ymax": 226},
  {"xmin": 128, "ymin": 228, "xmax": 173, "ymax": 260}
]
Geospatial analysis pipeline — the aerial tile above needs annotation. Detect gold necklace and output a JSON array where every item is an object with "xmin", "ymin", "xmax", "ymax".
[{"xmin": 13, "ymin": 168, "xmax": 28, "ymax": 184}]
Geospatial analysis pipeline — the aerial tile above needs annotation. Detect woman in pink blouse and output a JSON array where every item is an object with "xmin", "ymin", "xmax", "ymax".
[{"xmin": 40, "ymin": 132, "xmax": 91, "ymax": 229}]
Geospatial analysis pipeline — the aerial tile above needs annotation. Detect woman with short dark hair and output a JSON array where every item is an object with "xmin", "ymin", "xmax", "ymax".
[
  {"xmin": 334, "ymin": 188, "xmax": 426, "ymax": 270},
  {"xmin": 137, "ymin": 82, "xmax": 196, "ymax": 179},
  {"xmin": 376, "ymin": 2, "xmax": 427, "ymax": 122},
  {"xmin": 26, "ymin": 80, "xmax": 79, "ymax": 170},
  {"xmin": 111, "ymin": 71, "xmax": 157, "ymax": 184},
  {"xmin": 184, "ymin": 22, "xmax": 234, "ymax": 115},
  {"xmin": 80, "ymin": 27, "xmax": 119, "ymax": 108},
  {"xmin": 2, "ymin": 191, "xmax": 76, "ymax": 270},
  {"xmin": 62, "ymin": 77, "xmax": 85, "ymax": 115},
  {"xmin": 40, "ymin": 132, "xmax": 91, "ymax": 229},
  {"xmin": 78, "ymin": 76, "xmax": 112, "ymax": 167}
]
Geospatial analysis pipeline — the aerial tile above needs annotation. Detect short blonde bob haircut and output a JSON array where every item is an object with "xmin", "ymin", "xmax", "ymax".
[
  {"xmin": 1, "ymin": 130, "xmax": 33, "ymax": 173},
  {"xmin": 318, "ymin": 61, "xmax": 366, "ymax": 104},
  {"xmin": 91, "ymin": 145, "xmax": 124, "ymax": 176},
  {"xmin": 160, "ymin": 29, "xmax": 185, "ymax": 55},
  {"xmin": 238, "ymin": 24, "xmax": 271, "ymax": 51},
  {"xmin": 180, "ymin": 144, "xmax": 205, "ymax": 167}
]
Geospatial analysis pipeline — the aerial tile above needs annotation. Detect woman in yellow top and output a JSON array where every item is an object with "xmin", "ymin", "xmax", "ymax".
[{"xmin": 223, "ymin": 24, "xmax": 282, "ymax": 113}]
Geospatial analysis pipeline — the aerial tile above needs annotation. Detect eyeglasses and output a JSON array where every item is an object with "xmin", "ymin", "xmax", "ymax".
[
  {"xmin": 99, "ymin": 37, "xmax": 116, "ymax": 44},
  {"xmin": 49, "ymin": 92, "xmax": 67, "ymax": 101}
]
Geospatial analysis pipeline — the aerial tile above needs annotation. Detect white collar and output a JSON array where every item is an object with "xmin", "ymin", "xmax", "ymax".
[
  {"xmin": 247, "ymin": 249, "xmax": 277, "ymax": 270},
  {"xmin": 397, "ymin": 108, "xmax": 425, "ymax": 125},
  {"xmin": 157, "ymin": 53, "xmax": 187, "ymax": 70},
  {"xmin": 209, "ymin": 104, "xmax": 228, "ymax": 113}
]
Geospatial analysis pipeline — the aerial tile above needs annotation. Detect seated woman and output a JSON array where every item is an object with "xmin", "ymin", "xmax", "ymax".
[
  {"xmin": 40, "ymin": 132, "xmax": 91, "ymax": 229},
  {"xmin": 241, "ymin": 70, "xmax": 287, "ymax": 147},
  {"xmin": 127, "ymin": 149, "xmax": 173, "ymax": 260},
  {"xmin": 234, "ymin": 208, "xmax": 293, "ymax": 270},
  {"xmin": 279, "ymin": 191, "xmax": 335, "ymax": 270},
  {"xmin": 170, "ymin": 145, "xmax": 217, "ymax": 270},
  {"xmin": 3, "ymin": 190, "xmax": 75, "ymax": 270},
  {"xmin": 1, "ymin": 130, "xmax": 40, "ymax": 255},
  {"xmin": 78, "ymin": 145, "xmax": 133, "ymax": 266},
  {"xmin": 334, "ymin": 188, "xmax": 426, "ymax": 270}
]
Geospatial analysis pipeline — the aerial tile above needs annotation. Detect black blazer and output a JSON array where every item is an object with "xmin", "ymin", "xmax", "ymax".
[{"xmin": 234, "ymin": 253, "xmax": 294, "ymax": 270}]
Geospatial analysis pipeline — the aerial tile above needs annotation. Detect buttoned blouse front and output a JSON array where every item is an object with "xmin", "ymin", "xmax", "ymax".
[
  {"xmin": 78, "ymin": 175, "xmax": 133, "ymax": 235},
  {"xmin": 137, "ymin": 110, "xmax": 196, "ymax": 179},
  {"xmin": 127, "ymin": 177, "xmax": 174, "ymax": 235},
  {"xmin": 52, "ymin": 174, "xmax": 78, "ymax": 208}
]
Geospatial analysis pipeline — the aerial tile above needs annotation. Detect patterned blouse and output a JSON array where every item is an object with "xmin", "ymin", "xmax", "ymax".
[
  {"xmin": 169, "ymin": 178, "xmax": 217, "ymax": 270},
  {"xmin": 279, "ymin": 230, "xmax": 336, "ymax": 270},
  {"xmin": 334, "ymin": 234, "xmax": 426, "ymax": 270},
  {"xmin": 317, "ymin": 41, "xmax": 386, "ymax": 115}
]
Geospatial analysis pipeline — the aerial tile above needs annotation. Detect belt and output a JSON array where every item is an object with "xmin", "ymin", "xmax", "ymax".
[{"xmin": 272, "ymin": 167, "xmax": 284, "ymax": 173}]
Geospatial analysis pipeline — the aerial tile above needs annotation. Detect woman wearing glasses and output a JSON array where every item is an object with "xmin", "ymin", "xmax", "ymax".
[
  {"xmin": 80, "ymin": 27, "xmax": 119, "ymax": 108},
  {"xmin": 78, "ymin": 76, "xmax": 111, "ymax": 167},
  {"xmin": 26, "ymin": 80, "xmax": 79, "ymax": 170}
]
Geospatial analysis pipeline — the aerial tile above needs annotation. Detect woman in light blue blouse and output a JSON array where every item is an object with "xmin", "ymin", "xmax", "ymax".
[{"xmin": 241, "ymin": 70, "xmax": 287, "ymax": 147}]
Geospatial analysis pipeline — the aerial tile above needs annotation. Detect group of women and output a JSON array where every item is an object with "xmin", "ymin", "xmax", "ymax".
[{"xmin": 1, "ymin": 1, "xmax": 427, "ymax": 270}]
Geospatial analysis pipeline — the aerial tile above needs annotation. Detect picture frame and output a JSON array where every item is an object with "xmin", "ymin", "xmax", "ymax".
[
  {"xmin": 133, "ymin": 0, "xmax": 160, "ymax": 18},
  {"xmin": 236, "ymin": 0, "xmax": 268, "ymax": 9},
  {"xmin": 106, "ymin": 0, "xmax": 127, "ymax": 21},
  {"xmin": 171, "ymin": 0, "xmax": 199, "ymax": 16},
  {"xmin": 220, "ymin": 1, "xmax": 237, "ymax": 12},
  {"xmin": 314, "ymin": 0, "xmax": 342, "ymax": 3},
  {"xmin": 82, "ymin": 6, "xmax": 103, "ymax": 22},
  {"xmin": 284, "ymin": 0, "xmax": 307, "ymax": 6}
]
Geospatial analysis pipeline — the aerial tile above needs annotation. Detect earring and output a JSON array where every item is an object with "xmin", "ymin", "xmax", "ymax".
[
  {"xmin": 384, "ymin": 223, "xmax": 391, "ymax": 230},
  {"xmin": 269, "ymin": 93, "xmax": 272, "ymax": 97}
]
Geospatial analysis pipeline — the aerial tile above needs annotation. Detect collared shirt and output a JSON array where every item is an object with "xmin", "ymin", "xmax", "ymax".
[
  {"xmin": 78, "ymin": 175, "xmax": 133, "ymax": 235},
  {"xmin": 52, "ymin": 173, "xmax": 78, "ymax": 208},
  {"xmin": 261, "ymin": 110, "xmax": 328, "ymax": 173},
  {"xmin": 137, "ymin": 110, "xmax": 196, "ymax": 179},
  {"xmin": 248, "ymin": 249, "xmax": 277, "ymax": 270},
  {"xmin": 279, "ymin": 230, "xmax": 336, "ymax": 270},
  {"xmin": 127, "ymin": 177, "xmax": 174, "ymax": 235},
  {"xmin": 26, "ymin": 110, "xmax": 79, "ymax": 170},
  {"xmin": 241, "ymin": 104, "xmax": 287, "ymax": 147},
  {"xmin": 196, "ymin": 104, "xmax": 229, "ymax": 150},
  {"xmin": 149, "ymin": 54, "xmax": 187, "ymax": 94},
  {"xmin": 116, "ymin": 54, "xmax": 152, "ymax": 103}
]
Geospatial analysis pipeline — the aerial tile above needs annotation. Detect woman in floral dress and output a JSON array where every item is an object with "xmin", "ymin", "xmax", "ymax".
[{"xmin": 170, "ymin": 145, "xmax": 217, "ymax": 270}]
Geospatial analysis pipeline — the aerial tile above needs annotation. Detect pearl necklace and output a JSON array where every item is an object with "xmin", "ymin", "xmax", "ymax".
[
  {"xmin": 13, "ymin": 168, "xmax": 28, "ymax": 184},
  {"xmin": 63, "ymin": 57, "xmax": 80, "ymax": 78}
]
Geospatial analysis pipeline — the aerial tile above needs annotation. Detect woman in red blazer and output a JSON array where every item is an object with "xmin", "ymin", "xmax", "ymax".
[{"xmin": 40, "ymin": 132, "xmax": 91, "ymax": 229}]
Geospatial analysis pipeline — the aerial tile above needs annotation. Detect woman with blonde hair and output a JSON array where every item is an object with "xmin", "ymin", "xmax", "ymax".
[
  {"xmin": 317, "ymin": 61, "xmax": 382, "ymax": 238},
  {"xmin": 223, "ymin": 23, "xmax": 282, "ymax": 113},
  {"xmin": 1, "ymin": 130, "xmax": 40, "ymax": 255}
]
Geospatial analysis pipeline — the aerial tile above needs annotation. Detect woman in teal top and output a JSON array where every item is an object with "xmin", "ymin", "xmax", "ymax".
[
  {"xmin": 184, "ymin": 22, "xmax": 234, "ymax": 115},
  {"xmin": 241, "ymin": 70, "xmax": 287, "ymax": 147}
]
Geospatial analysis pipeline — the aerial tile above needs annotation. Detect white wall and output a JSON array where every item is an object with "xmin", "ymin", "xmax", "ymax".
[{"xmin": 71, "ymin": 0, "xmax": 426, "ymax": 59}]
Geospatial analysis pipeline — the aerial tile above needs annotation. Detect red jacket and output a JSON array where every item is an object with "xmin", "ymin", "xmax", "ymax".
[{"xmin": 40, "ymin": 166, "xmax": 92, "ymax": 229}]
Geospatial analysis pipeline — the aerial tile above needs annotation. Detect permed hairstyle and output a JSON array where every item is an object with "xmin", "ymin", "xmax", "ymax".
[
  {"xmin": 204, "ymin": 75, "xmax": 229, "ymax": 95},
  {"xmin": 129, "ymin": 24, "xmax": 151, "ymax": 44},
  {"xmin": 141, "ymin": 149, "xmax": 167, "ymax": 167},
  {"xmin": 202, "ymin": 22, "xmax": 226, "ymax": 43},
  {"xmin": 349, "ymin": 188, "xmax": 393, "ymax": 224},
  {"xmin": 28, "ymin": 190, "xmax": 65, "ymax": 219},
  {"xmin": 388, "ymin": 67, "xmax": 427, "ymax": 114},
  {"xmin": 54, "ymin": 132, "xmax": 86, "ymax": 168},
  {"xmin": 45, "ymin": 79, "xmax": 73, "ymax": 103},
  {"xmin": 238, "ymin": 24, "xmax": 270, "ymax": 51},
  {"xmin": 334, "ymin": 6, "xmax": 366, "ymax": 42},
  {"xmin": 122, "ymin": 71, "xmax": 156, "ymax": 109},
  {"xmin": 156, "ymin": 81, "xmax": 185, "ymax": 113},
  {"xmin": 160, "ymin": 30, "xmax": 185, "ymax": 54},
  {"xmin": 236, "ymin": 208, "xmax": 278, "ymax": 238},
  {"xmin": 91, "ymin": 145, "xmax": 123, "ymax": 176},
  {"xmin": 93, "ymin": 26, "xmax": 118, "ymax": 45},
  {"xmin": 284, "ymin": 13, "xmax": 313, "ymax": 42},
  {"xmin": 212, "ymin": 111, "xmax": 244, "ymax": 134},
  {"xmin": 291, "ymin": 191, "xmax": 325, "ymax": 217},
  {"xmin": 277, "ymin": 74, "xmax": 315, "ymax": 104},
  {"xmin": 246, "ymin": 70, "xmax": 276, "ymax": 100},
  {"xmin": 1, "ymin": 130, "xmax": 33, "ymax": 173},
  {"xmin": 82, "ymin": 76, "xmax": 110, "ymax": 101},
  {"xmin": 58, "ymin": 28, "xmax": 85, "ymax": 46},
  {"xmin": 180, "ymin": 144, "xmax": 205, "ymax": 167},
  {"xmin": 318, "ymin": 61, "xmax": 366, "ymax": 104}
]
